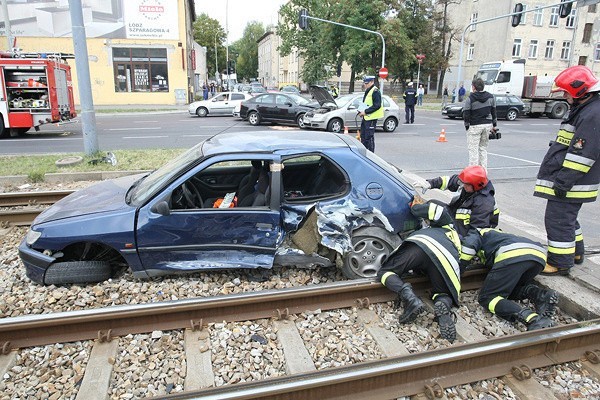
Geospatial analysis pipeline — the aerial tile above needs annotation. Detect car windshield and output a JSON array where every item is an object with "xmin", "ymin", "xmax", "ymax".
[
  {"xmin": 129, "ymin": 143, "xmax": 204, "ymax": 206},
  {"xmin": 475, "ymin": 68, "xmax": 499, "ymax": 85},
  {"xmin": 287, "ymin": 94, "xmax": 311, "ymax": 105},
  {"xmin": 335, "ymin": 95, "xmax": 356, "ymax": 107}
]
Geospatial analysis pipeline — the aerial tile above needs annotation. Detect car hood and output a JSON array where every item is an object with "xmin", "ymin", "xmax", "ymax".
[
  {"xmin": 34, "ymin": 174, "xmax": 143, "ymax": 224},
  {"xmin": 309, "ymin": 85, "xmax": 336, "ymax": 106}
]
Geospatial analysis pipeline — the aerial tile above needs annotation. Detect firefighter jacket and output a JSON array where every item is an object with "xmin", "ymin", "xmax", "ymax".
[
  {"xmin": 534, "ymin": 94, "xmax": 600, "ymax": 203},
  {"xmin": 461, "ymin": 228, "xmax": 547, "ymax": 270},
  {"xmin": 404, "ymin": 202, "xmax": 462, "ymax": 305},
  {"xmin": 427, "ymin": 174, "xmax": 499, "ymax": 238}
]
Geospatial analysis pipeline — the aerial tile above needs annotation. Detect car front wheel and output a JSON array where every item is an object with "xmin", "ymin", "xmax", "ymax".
[
  {"xmin": 44, "ymin": 260, "xmax": 112, "ymax": 285},
  {"xmin": 296, "ymin": 113, "xmax": 306, "ymax": 129},
  {"xmin": 383, "ymin": 117, "xmax": 398, "ymax": 132},
  {"xmin": 196, "ymin": 107, "xmax": 208, "ymax": 117},
  {"xmin": 506, "ymin": 108, "xmax": 518, "ymax": 121},
  {"xmin": 248, "ymin": 111, "xmax": 261, "ymax": 126},
  {"xmin": 342, "ymin": 226, "xmax": 399, "ymax": 279},
  {"xmin": 327, "ymin": 118, "xmax": 343, "ymax": 133}
]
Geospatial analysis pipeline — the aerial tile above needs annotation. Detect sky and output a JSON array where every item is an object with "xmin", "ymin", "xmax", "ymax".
[{"xmin": 194, "ymin": 0, "xmax": 288, "ymax": 43}]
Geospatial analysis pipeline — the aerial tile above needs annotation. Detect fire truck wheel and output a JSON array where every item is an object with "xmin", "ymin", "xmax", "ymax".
[
  {"xmin": 55, "ymin": 156, "xmax": 83, "ymax": 167},
  {"xmin": 16, "ymin": 128, "xmax": 29, "ymax": 136},
  {"xmin": 0, "ymin": 118, "xmax": 8, "ymax": 138}
]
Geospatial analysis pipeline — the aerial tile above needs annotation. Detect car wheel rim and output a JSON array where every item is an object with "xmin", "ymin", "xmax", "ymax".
[
  {"xmin": 508, "ymin": 110, "xmax": 516, "ymax": 120},
  {"xmin": 249, "ymin": 113, "xmax": 257, "ymax": 124},
  {"xmin": 346, "ymin": 237, "xmax": 389, "ymax": 278},
  {"xmin": 332, "ymin": 120, "xmax": 342, "ymax": 132},
  {"xmin": 297, "ymin": 115, "xmax": 305, "ymax": 128},
  {"xmin": 198, "ymin": 108, "xmax": 207, "ymax": 117},
  {"xmin": 386, "ymin": 119, "xmax": 396, "ymax": 131}
]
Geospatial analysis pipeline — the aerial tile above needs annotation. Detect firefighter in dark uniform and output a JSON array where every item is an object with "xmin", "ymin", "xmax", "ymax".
[
  {"xmin": 534, "ymin": 65, "xmax": 600, "ymax": 276},
  {"xmin": 358, "ymin": 75, "xmax": 383, "ymax": 152},
  {"xmin": 462, "ymin": 228, "xmax": 557, "ymax": 331},
  {"xmin": 377, "ymin": 200, "xmax": 461, "ymax": 342},
  {"xmin": 413, "ymin": 165, "xmax": 499, "ymax": 240}
]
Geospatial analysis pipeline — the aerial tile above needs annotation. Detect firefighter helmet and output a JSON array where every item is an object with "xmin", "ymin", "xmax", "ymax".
[
  {"xmin": 458, "ymin": 165, "xmax": 488, "ymax": 190},
  {"xmin": 552, "ymin": 65, "xmax": 600, "ymax": 98}
]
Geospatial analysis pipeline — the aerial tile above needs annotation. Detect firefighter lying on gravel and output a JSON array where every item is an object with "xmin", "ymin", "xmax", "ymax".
[
  {"xmin": 413, "ymin": 165, "xmax": 498, "ymax": 239},
  {"xmin": 377, "ymin": 200, "xmax": 461, "ymax": 342},
  {"xmin": 462, "ymin": 228, "xmax": 558, "ymax": 331}
]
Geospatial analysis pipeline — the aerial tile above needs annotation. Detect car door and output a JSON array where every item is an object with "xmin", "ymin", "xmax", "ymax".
[
  {"xmin": 135, "ymin": 154, "xmax": 282, "ymax": 274},
  {"xmin": 274, "ymin": 94, "xmax": 294, "ymax": 122},
  {"xmin": 256, "ymin": 94, "xmax": 276, "ymax": 120},
  {"xmin": 494, "ymin": 95, "xmax": 508, "ymax": 118},
  {"xmin": 210, "ymin": 93, "xmax": 230, "ymax": 115},
  {"xmin": 344, "ymin": 97, "xmax": 362, "ymax": 129},
  {"xmin": 229, "ymin": 93, "xmax": 247, "ymax": 114}
]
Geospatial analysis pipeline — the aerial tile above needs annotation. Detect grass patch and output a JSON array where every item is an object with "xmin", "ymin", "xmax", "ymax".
[{"xmin": 0, "ymin": 148, "xmax": 186, "ymax": 177}]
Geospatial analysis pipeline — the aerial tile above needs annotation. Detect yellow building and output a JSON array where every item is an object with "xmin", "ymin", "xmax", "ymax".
[{"xmin": 0, "ymin": 0, "xmax": 196, "ymax": 105}]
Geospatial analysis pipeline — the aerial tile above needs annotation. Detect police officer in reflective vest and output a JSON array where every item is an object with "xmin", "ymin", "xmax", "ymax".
[
  {"xmin": 462, "ymin": 228, "xmax": 557, "ymax": 331},
  {"xmin": 534, "ymin": 66, "xmax": 600, "ymax": 276},
  {"xmin": 377, "ymin": 201, "xmax": 461, "ymax": 342},
  {"xmin": 358, "ymin": 75, "xmax": 383, "ymax": 152}
]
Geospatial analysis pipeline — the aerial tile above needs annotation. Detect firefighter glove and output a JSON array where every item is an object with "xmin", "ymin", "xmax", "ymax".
[
  {"xmin": 413, "ymin": 181, "xmax": 431, "ymax": 194},
  {"xmin": 553, "ymin": 185, "xmax": 568, "ymax": 199}
]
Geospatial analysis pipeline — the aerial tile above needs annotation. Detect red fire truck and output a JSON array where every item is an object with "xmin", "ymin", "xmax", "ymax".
[{"xmin": 0, "ymin": 51, "xmax": 77, "ymax": 138}]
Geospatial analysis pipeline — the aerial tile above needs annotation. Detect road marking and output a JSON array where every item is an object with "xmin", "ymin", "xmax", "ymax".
[
  {"xmin": 122, "ymin": 135, "xmax": 169, "ymax": 139},
  {"xmin": 133, "ymin": 120, "xmax": 159, "ymax": 123},
  {"xmin": 531, "ymin": 123, "xmax": 551, "ymax": 126},
  {"xmin": 182, "ymin": 134, "xmax": 213, "ymax": 137},
  {"xmin": 488, "ymin": 152, "xmax": 541, "ymax": 165},
  {"xmin": 109, "ymin": 127, "xmax": 162, "ymax": 131}
]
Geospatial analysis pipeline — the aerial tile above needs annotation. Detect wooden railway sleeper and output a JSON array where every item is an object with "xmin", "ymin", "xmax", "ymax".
[
  {"xmin": 190, "ymin": 319, "xmax": 204, "ymax": 332},
  {"xmin": 511, "ymin": 364, "xmax": 532, "ymax": 380},
  {"xmin": 97, "ymin": 329, "xmax": 113, "ymax": 343},
  {"xmin": 584, "ymin": 349, "xmax": 600, "ymax": 364},
  {"xmin": 1, "ymin": 341, "xmax": 11, "ymax": 355},
  {"xmin": 275, "ymin": 308, "xmax": 289, "ymax": 320},
  {"xmin": 423, "ymin": 382, "xmax": 445, "ymax": 399},
  {"xmin": 355, "ymin": 297, "xmax": 371, "ymax": 309}
]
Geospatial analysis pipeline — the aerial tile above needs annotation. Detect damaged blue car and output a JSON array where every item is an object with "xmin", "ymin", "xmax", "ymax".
[{"xmin": 19, "ymin": 131, "xmax": 418, "ymax": 285}]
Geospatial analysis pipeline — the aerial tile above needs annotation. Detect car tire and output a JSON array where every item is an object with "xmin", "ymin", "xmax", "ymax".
[
  {"xmin": 342, "ymin": 226, "xmax": 400, "ymax": 279},
  {"xmin": 448, "ymin": 116, "xmax": 456, "ymax": 120},
  {"xmin": 550, "ymin": 102, "xmax": 568, "ymax": 119},
  {"xmin": 327, "ymin": 118, "xmax": 343, "ymax": 133},
  {"xmin": 248, "ymin": 111, "xmax": 261, "ymax": 126},
  {"xmin": 506, "ymin": 109, "xmax": 518, "ymax": 121},
  {"xmin": 296, "ymin": 113, "xmax": 306, "ymax": 129},
  {"xmin": 44, "ymin": 260, "xmax": 112, "ymax": 285},
  {"xmin": 383, "ymin": 117, "xmax": 398, "ymax": 132},
  {"xmin": 196, "ymin": 107, "xmax": 208, "ymax": 117}
]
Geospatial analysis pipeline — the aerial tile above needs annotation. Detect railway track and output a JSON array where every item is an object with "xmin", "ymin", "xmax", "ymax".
[{"xmin": 0, "ymin": 190, "xmax": 73, "ymax": 226}]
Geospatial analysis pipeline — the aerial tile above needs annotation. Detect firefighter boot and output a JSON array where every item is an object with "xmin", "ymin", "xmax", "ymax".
[
  {"xmin": 433, "ymin": 295, "xmax": 456, "ymax": 342},
  {"xmin": 574, "ymin": 254, "xmax": 584, "ymax": 265},
  {"xmin": 517, "ymin": 308, "xmax": 554, "ymax": 331},
  {"xmin": 517, "ymin": 284, "xmax": 559, "ymax": 318},
  {"xmin": 397, "ymin": 283, "xmax": 425, "ymax": 324}
]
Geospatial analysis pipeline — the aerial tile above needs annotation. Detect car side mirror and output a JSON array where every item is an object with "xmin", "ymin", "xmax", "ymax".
[
  {"xmin": 285, "ymin": 102, "xmax": 293, "ymax": 107},
  {"xmin": 152, "ymin": 200, "xmax": 170, "ymax": 216}
]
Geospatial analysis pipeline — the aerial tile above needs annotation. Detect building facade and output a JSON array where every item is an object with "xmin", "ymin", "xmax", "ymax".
[{"xmin": 0, "ymin": 0, "xmax": 198, "ymax": 105}]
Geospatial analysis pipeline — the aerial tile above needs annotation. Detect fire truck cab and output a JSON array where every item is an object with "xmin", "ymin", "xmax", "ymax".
[{"xmin": 0, "ymin": 51, "xmax": 77, "ymax": 138}]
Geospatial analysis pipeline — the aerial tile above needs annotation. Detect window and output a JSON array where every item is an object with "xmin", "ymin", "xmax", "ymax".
[
  {"xmin": 254, "ymin": 94, "xmax": 274, "ymax": 104},
  {"xmin": 589, "ymin": 4, "xmax": 597, "ymax": 12},
  {"xmin": 549, "ymin": 6, "xmax": 559, "ymax": 27},
  {"xmin": 497, "ymin": 72, "xmax": 511, "ymax": 83},
  {"xmin": 494, "ymin": 96, "xmax": 508, "ymax": 105},
  {"xmin": 528, "ymin": 40, "xmax": 538, "ymax": 58},
  {"xmin": 545, "ymin": 40, "xmax": 555, "ymax": 59},
  {"xmin": 583, "ymin": 23, "xmax": 593, "ymax": 43},
  {"xmin": 596, "ymin": 43, "xmax": 600, "ymax": 61},
  {"xmin": 561, "ymin": 41, "xmax": 571, "ymax": 60},
  {"xmin": 566, "ymin": 9, "xmax": 576, "ymax": 28},
  {"xmin": 113, "ymin": 48, "xmax": 169, "ymax": 93},
  {"xmin": 519, "ymin": 4, "xmax": 527, "ymax": 24},
  {"xmin": 282, "ymin": 155, "xmax": 347, "ymax": 201},
  {"xmin": 512, "ymin": 39, "xmax": 522, "ymax": 57},
  {"xmin": 470, "ymin": 12, "xmax": 478, "ymax": 31},
  {"xmin": 467, "ymin": 43, "xmax": 475, "ymax": 60},
  {"xmin": 231, "ymin": 93, "xmax": 246, "ymax": 100},
  {"xmin": 578, "ymin": 56, "xmax": 587, "ymax": 66},
  {"xmin": 533, "ymin": 6, "xmax": 543, "ymax": 26}
]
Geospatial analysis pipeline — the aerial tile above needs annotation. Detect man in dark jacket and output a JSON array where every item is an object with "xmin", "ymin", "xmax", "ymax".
[
  {"xmin": 403, "ymin": 82, "xmax": 417, "ymax": 124},
  {"xmin": 462, "ymin": 228, "xmax": 557, "ymax": 331},
  {"xmin": 463, "ymin": 78, "xmax": 498, "ymax": 170},
  {"xmin": 377, "ymin": 200, "xmax": 461, "ymax": 342},
  {"xmin": 534, "ymin": 65, "xmax": 600, "ymax": 276}
]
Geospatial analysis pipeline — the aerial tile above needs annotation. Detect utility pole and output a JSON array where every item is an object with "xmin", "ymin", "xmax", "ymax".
[
  {"xmin": 69, "ymin": 0, "xmax": 98, "ymax": 155},
  {"xmin": 1, "ymin": 0, "xmax": 13, "ymax": 50},
  {"xmin": 225, "ymin": 0, "xmax": 229, "ymax": 91}
]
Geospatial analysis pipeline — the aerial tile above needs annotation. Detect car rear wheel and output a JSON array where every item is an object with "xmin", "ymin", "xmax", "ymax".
[
  {"xmin": 342, "ymin": 227, "xmax": 399, "ymax": 279},
  {"xmin": 327, "ymin": 118, "xmax": 343, "ymax": 133},
  {"xmin": 196, "ymin": 107, "xmax": 208, "ymax": 117},
  {"xmin": 550, "ymin": 102, "xmax": 568, "ymax": 119},
  {"xmin": 248, "ymin": 111, "xmax": 261, "ymax": 126},
  {"xmin": 296, "ymin": 113, "xmax": 306, "ymax": 129},
  {"xmin": 383, "ymin": 117, "xmax": 398, "ymax": 132},
  {"xmin": 506, "ymin": 108, "xmax": 518, "ymax": 121},
  {"xmin": 44, "ymin": 260, "xmax": 112, "ymax": 285}
]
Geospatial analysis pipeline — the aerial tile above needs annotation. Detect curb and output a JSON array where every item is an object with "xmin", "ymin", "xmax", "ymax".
[{"xmin": 0, "ymin": 170, "xmax": 150, "ymax": 186}]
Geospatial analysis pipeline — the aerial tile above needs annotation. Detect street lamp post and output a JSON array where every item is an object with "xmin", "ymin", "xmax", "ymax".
[
  {"xmin": 214, "ymin": 32, "xmax": 219, "ymax": 82},
  {"xmin": 416, "ymin": 54, "xmax": 425, "ymax": 86}
]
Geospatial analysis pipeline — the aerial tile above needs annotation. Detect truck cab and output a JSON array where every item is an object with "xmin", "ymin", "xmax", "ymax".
[{"xmin": 475, "ymin": 60, "xmax": 525, "ymax": 95}]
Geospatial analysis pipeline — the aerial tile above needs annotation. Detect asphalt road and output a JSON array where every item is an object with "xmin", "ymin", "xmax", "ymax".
[{"xmin": 1, "ymin": 109, "xmax": 598, "ymax": 249}]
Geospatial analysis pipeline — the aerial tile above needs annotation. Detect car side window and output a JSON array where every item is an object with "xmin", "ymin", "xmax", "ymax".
[
  {"xmin": 276, "ymin": 95, "xmax": 290, "ymax": 105},
  {"xmin": 256, "ymin": 95, "xmax": 274, "ymax": 104},
  {"xmin": 350, "ymin": 98, "xmax": 361, "ymax": 109},
  {"xmin": 282, "ymin": 155, "xmax": 348, "ymax": 202},
  {"xmin": 495, "ymin": 96, "xmax": 508, "ymax": 105},
  {"xmin": 231, "ymin": 93, "xmax": 245, "ymax": 100},
  {"xmin": 382, "ymin": 98, "xmax": 390, "ymax": 107},
  {"xmin": 214, "ymin": 94, "xmax": 227, "ymax": 102}
]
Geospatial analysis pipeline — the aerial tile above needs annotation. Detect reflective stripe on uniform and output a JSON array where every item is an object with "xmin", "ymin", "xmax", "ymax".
[
  {"xmin": 455, "ymin": 208, "xmax": 471, "ymax": 223},
  {"xmin": 440, "ymin": 176, "xmax": 449, "ymax": 190},
  {"xmin": 381, "ymin": 271, "xmax": 396, "ymax": 286},
  {"xmin": 547, "ymin": 239, "xmax": 576, "ymax": 255},
  {"xmin": 534, "ymin": 182, "xmax": 599, "ymax": 199},
  {"xmin": 555, "ymin": 127, "xmax": 574, "ymax": 146},
  {"xmin": 428, "ymin": 202, "xmax": 444, "ymax": 222},
  {"xmin": 494, "ymin": 243, "xmax": 547, "ymax": 264},
  {"xmin": 575, "ymin": 227, "xmax": 583, "ymax": 242},
  {"xmin": 563, "ymin": 152, "xmax": 595, "ymax": 173},
  {"xmin": 409, "ymin": 234, "xmax": 461, "ymax": 293},
  {"xmin": 461, "ymin": 245, "xmax": 476, "ymax": 261},
  {"xmin": 488, "ymin": 296, "xmax": 503, "ymax": 314}
]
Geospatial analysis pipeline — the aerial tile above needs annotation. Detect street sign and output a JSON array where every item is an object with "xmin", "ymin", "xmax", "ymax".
[
  {"xmin": 416, "ymin": 54, "xmax": 426, "ymax": 64},
  {"xmin": 379, "ymin": 67, "xmax": 389, "ymax": 79}
]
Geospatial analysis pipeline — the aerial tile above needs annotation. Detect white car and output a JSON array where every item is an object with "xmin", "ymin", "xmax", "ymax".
[{"xmin": 188, "ymin": 92, "xmax": 253, "ymax": 117}]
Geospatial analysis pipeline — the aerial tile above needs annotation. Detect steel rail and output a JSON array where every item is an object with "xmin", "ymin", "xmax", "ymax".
[
  {"xmin": 0, "ymin": 208, "xmax": 44, "ymax": 226},
  {"xmin": 156, "ymin": 320, "xmax": 600, "ymax": 400},
  {"xmin": 0, "ymin": 190, "xmax": 73, "ymax": 207},
  {"xmin": 0, "ymin": 270, "xmax": 486, "ymax": 350}
]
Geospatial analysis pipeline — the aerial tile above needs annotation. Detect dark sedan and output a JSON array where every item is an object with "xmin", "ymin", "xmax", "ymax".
[
  {"xmin": 240, "ymin": 93, "xmax": 319, "ymax": 128},
  {"xmin": 442, "ymin": 94, "xmax": 526, "ymax": 121}
]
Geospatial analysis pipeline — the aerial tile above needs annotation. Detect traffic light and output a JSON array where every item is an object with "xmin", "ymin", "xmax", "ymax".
[
  {"xmin": 511, "ymin": 3, "xmax": 523, "ymax": 27},
  {"xmin": 559, "ymin": 0, "xmax": 573, "ymax": 18},
  {"xmin": 299, "ymin": 9, "xmax": 309, "ymax": 30},
  {"xmin": 336, "ymin": 63, "xmax": 342, "ymax": 77}
]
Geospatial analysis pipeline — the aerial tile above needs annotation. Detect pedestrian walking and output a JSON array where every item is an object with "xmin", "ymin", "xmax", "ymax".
[
  {"xmin": 403, "ymin": 82, "xmax": 417, "ymax": 124},
  {"xmin": 417, "ymin": 84, "xmax": 424, "ymax": 106},
  {"xmin": 357, "ymin": 75, "xmax": 383, "ymax": 152},
  {"xmin": 210, "ymin": 83, "xmax": 215, "ymax": 96},
  {"xmin": 378, "ymin": 200, "xmax": 461, "ymax": 342},
  {"xmin": 458, "ymin": 84, "xmax": 466, "ymax": 102},
  {"xmin": 533, "ymin": 65, "xmax": 600, "ymax": 276},
  {"xmin": 463, "ymin": 78, "xmax": 498, "ymax": 170},
  {"xmin": 451, "ymin": 87, "xmax": 456, "ymax": 103},
  {"xmin": 442, "ymin": 85, "xmax": 449, "ymax": 109},
  {"xmin": 202, "ymin": 84, "xmax": 209, "ymax": 100}
]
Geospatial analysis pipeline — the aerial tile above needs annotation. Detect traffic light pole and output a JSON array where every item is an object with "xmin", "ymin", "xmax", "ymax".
[
  {"xmin": 454, "ymin": 0, "xmax": 578, "ymax": 95},
  {"xmin": 302, "ymin": 14, "xmax": 386, "ymax": 94}
]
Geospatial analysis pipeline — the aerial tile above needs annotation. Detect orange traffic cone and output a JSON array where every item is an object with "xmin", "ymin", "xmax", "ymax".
[
  {"xmin": 343, "ymin": 125, "xmax": 349, "ymax": 135},
  {"xmin": 356, "ymin": 129, "xmax": 361, "ymax": 140},
  {"xmin": 436, "ymin": 128, "xmax": 447, "ymax": 142}
]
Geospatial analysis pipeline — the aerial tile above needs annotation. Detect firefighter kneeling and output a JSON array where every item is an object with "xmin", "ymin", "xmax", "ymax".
[{"xmin": 462, "ymin": 228, "xmax": 558, "ymax": 331}]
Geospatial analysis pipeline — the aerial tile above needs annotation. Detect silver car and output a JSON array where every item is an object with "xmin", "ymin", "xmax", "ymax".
[
  {"xmin": 188, "ymin": 92, "xmax": 253, "ymax": 117},
  {"xmin": 303, "ymin": 86, "xmax": 401, "ymax": 133}
]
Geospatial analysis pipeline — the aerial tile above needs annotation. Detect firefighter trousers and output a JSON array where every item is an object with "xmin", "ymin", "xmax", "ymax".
[
  {"xmin": 478, "ymin": 260, "xmax": 542, "ymax": 321},
  {"xmin": 544, "ymin": 200, "xmax": 584, "ymax": 269}
]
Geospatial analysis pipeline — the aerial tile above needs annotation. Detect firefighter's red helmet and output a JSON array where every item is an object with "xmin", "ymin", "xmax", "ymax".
[
  {"xmin": 552, "ymin": 65, "xmax": 600, "ymax": 98},
  {"xmin": 458, "ymin": 165, "xmax": 488, "ymax": 190}
]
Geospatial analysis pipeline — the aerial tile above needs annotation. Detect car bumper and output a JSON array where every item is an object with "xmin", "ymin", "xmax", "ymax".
[
  {"xmin": 303, "ymin": 118, "xmax": 326, "ymax": 129},
  {"xmin": 18, "ymin": 239, "xmax": 55, "ymax": 284},
  {"xmin": 233, "ymin": 111, "xmax": 240, "ymax": 117}
]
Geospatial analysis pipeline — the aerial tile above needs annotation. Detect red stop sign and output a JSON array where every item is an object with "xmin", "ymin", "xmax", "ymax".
[{"xmin": 378, "ymin": 67, "xmax": 388, "ymax": 79}]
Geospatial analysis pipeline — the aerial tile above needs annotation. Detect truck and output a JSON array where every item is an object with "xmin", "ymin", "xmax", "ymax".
[
  {"xmin": 474, "ymin": 59, "xmax": 569, "ymax": 119},
  {"xmin": 0, "ymin": 51, "xmax": 77, "ymax": 138}
]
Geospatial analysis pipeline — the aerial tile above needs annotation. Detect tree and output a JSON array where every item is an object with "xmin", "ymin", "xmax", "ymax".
[
  {"xmin": 192, "ymin": 13, "xmax": 226, "ymax": 78},
  {"xmin": 234, "ymin": 22, "xmax": 266, "ymax": 82},
  {"xmin": 431, "ymin": 0, "xmax": 463, "ymax": 97}
]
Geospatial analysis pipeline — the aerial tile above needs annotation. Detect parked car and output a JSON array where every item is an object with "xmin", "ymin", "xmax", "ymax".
[
  {"xmin": 240, "ymin": 92, "xmax": 320, "ymax": 128},
  {"xmin": 303, "ymin": 86, "xmax": 401, "ymax": 133},
  {"xmin": 19, "ymin": 131, "xmax": 418, "ymax": 285},
  {"xmin": 441, "ymin": 94, "xmax": 526, "ymax": 121},
  {"xmin": 249, "ymin": 86, "xmax": 267, "ymax": 95},
  {"xmin": 188, "ymin": 92, "xmax": 253, "ymax": 117},
  {"xmin": 280, "ymin": 85, "xmax": 300, "ymax": 94}
]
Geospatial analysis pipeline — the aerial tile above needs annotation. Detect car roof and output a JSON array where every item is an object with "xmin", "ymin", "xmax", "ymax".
[{"xmin": 202, "ymin": 130, "xmax": 358, "ymax": 156}]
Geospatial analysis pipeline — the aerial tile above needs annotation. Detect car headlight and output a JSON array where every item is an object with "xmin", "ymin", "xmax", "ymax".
[
  {"xmin": 25, "ymin": 229, "xmax": 41, "ymax": 246},
  {"xmin": 311, "ymin": 115, "xmax": 326, "ymax": 121}
]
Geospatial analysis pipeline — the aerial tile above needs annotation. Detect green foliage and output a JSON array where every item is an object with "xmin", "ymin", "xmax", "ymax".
[
  {"xmin": 27, "ymin": 171, "xmax": 45, "ymax": 183},
  {"xmin": 233, "ymin": 22, "xmax": 266, "ymax": 82},
  {"xmin": 193, "ymin": 13, "xmax": 226, "ymax": 78}
]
